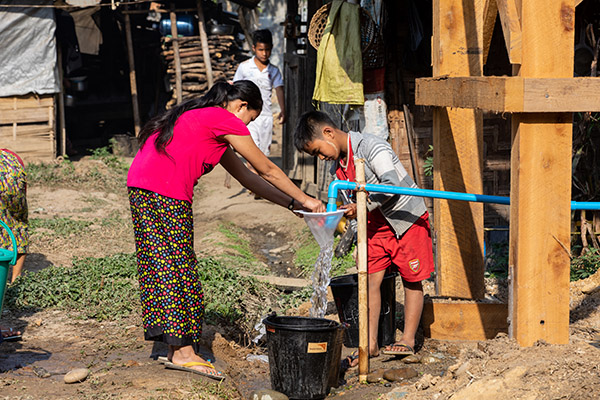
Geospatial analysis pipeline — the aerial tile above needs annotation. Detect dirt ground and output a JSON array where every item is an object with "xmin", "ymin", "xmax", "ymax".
[{"xmin": 2, "ymin": 128, "xmax": 600, "ymax": 399}]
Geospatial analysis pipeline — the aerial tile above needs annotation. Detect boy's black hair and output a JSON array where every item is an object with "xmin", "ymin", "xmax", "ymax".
[
  {"xmin": 294, "ymin": 111, "xmax": 338, "ymax": 152},
  {"xmin": 252, "ymin": 29, "xmax": 273, "ymax": 46}
]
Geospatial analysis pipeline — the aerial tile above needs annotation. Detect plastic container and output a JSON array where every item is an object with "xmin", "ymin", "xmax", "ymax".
[
  {"xmin": 0, "ymin": 220, "xmax": 17, "ymax": 315},
  {"xmin": 159, "ymin": 15, "xmax": 197, "ymax": 37},
  {"xmin": 263, "ymin": 315, "xmax": 344, "ymax": 400},
  {"xmin": 329, "ymin": 273, "xmax": 397, "ymax": 348}
]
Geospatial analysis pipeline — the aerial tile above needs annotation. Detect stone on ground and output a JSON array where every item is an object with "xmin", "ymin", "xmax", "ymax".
[
  {"xmin": 383, "ymin": 367, "xmax": 418, "ymax": 382},
  {"xmin": 63, "ymin": 368, "xmax": 90, "ymax": 384},
  {"xmin": 252, "ymin": 389, "xmax": 289, "ymax": 400}
]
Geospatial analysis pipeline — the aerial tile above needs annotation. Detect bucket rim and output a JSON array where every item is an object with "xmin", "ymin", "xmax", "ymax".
[{"xmin": 263, "ymin": 315, "xmax": 342, "ymax": 332}]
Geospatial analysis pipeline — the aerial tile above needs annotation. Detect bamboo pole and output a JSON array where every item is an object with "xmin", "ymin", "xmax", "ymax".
[
  {"xmin": 56, "ymin": 45, "xmax": 67, "ymax": 156},
  {"xmin": 124, "ymin": 13, "xmax": 141, "ymax": 136},
  {"xmin": 355, "ymin": 158, "xmax": 369, "ymax": 383},
  {"xmin": 196, "ymin": 0, "xmax": 213, "ymax": 88},
  {"xmin": 170, "ymin": 4, "xmax": 183, "ymax": 104}
]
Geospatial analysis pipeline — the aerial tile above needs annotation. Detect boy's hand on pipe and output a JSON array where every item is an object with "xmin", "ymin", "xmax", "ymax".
[
  {"xmin": 303, "ymin": 197, "xmax": 326, "ymax": 213},
  {"xmin": 340, "ymin": 203, "xmax": 357, "ymax": 219}
]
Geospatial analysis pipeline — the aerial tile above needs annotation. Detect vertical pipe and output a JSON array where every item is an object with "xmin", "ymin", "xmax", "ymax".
[
  {"xmin": 196, "ymin": 0, "xmax": 214, "ymax": 88},
  {"xmin": 170, "ymin": 4, "xmax": 183, "ymax": 104},
  {"xmin": 124, "ymin": 13, "xmax": 141, "ymax": 136},
  {"xmin": 355, "ymin": 159, "xmax": 369, "ymax": 382}
]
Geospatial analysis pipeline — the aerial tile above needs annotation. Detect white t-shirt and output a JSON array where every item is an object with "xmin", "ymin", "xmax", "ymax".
[{"xmin": 233, "ymin": 57, "xmax": 283, "ymax": 115}]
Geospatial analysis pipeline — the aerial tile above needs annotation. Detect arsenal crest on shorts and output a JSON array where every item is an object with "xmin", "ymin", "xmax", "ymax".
[{"xmin": 408, "ymin": 259, "xmax": 420, "ymax": 272}]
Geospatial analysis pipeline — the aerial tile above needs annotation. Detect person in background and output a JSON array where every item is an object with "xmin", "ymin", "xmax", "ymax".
[
  {"xmin": 233, "ymin": 29, "xmax": 285, "ymax": 158},
  {"xmin": 0, "ymin": 148, "xmax": 28, "ymax": 343},
  {"xmin": 0, "ymin": 149, "xmax": 27, "ymax": 283},
  {"xmin": 294, "ymin": 111, "xmax": 434, "ymax": 365},
  {"xmin": 127, "ymin": 80, "xmax": 323, "ymax": 380}
]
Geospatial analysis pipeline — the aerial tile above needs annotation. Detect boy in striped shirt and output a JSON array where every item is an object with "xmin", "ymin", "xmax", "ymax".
[{"xmin": 294, "ymin": 111, "xmax": 434, "ymax": 364}]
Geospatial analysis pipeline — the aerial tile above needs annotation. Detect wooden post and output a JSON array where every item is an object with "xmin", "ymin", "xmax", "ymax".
[
  {"xmin": 508, "ymin": 0, "xmax": 574, "ymax": 346},
  {"xmin": 196, "ymin": 0, "xmax": 214, "ymax": 88},
  {"xmin": 124, "ymin": 13, "xmax": 141, "ymax": 136},
  {"xmin": 56, "ymin": 44, "xmax": 67, "ymax": 156},
  {"xmin": 355, "ymin": 158, "xmax": 369, "ymax": 382},
  {"xmin": 432, "ymin": 0, "xmax": 485, "ymax": 299},
  {"xmin": 403, "ymin": 105, "xmax": 423, "ymax": 188},
  {"xmin": 170, "ymin": 4, "xmax": 183, "ymax": 104}
]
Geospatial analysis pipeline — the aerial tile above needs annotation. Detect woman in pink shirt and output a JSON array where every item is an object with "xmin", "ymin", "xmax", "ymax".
[{"xmin": 127, "ymin": 80, "xmax": 323, "ymax": 380}]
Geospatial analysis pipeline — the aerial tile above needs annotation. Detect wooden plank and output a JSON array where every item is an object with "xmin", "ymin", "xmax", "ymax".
[
  {"xmin": 0, "ymin": 95, "xmax": 53, "ymax": 109},
  {"xmin": 422, "ymin": 301, "xmax": 508, "ymax": 340},
  {"xmin": 416, "ymin": 76, "xmax": 600, "ymax": 112},
  {"xmin": 496, "ymin": 0, "xmax": 522, "ymax": 64},
  {"xmin": 196, "ymin": 0, "xmax": 214, "ymax": 88},
  {"xmin": 483, "ymin": 0, "xmax": 498, "ymax": 64},
  {"xmin": 432, "ymin": 0, "xmax": 485, "ymax": 300},
  {"xmin": 0, "ymin": 123, "xmax": 53, "ymax": 137},
  {"xmin": 0, "ymin": 107, "xmax": 52, "ymax": 124},
  {"xmin": 508, "ymin": 0, "xmax": 574, "ymax": 347}
]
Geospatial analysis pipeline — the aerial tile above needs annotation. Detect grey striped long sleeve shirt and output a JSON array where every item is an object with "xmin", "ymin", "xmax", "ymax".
[{"xmin": 332, "ymin": 131, "xmax": 427, "ymax": 238}]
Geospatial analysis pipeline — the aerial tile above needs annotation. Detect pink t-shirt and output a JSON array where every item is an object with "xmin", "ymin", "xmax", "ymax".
[{"xmin": 127, "ymin": 107, "xmax": 250, "ymax": 202}]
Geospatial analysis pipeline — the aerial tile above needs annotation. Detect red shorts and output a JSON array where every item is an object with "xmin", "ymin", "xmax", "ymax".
[{"xmin": 367, "ymin": 212, "xmax": 434, "ymax": 282}]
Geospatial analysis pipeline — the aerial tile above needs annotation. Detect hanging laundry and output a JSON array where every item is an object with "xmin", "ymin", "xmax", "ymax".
[{"xmin": 312, "ymin": 0, "xmax": 363, "ymax": 105}]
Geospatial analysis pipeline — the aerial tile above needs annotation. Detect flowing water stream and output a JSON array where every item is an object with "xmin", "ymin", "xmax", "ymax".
[
  {"xmin": 298, "ymin": 210, "xmax": 345, "ymax": 319},
  {"xmin": 309, "ymin": 243, "xmax": 335, "ymax": 318}
]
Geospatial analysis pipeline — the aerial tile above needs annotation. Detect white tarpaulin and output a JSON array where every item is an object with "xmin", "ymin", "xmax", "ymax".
[{"xmin": 0, "ymin": 0, "xmax": 59, "ymax": 96}]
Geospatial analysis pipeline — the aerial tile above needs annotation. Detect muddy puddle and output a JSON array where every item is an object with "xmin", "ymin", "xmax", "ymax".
[{"xmin": 245, "ymin": 224, "xmax": 304, "ymax": 279}]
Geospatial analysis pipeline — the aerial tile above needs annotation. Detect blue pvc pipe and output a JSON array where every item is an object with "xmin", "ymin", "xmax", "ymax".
[{"xmin": 326, "ymin": 180, "xmax": 600, "ymax": 212}]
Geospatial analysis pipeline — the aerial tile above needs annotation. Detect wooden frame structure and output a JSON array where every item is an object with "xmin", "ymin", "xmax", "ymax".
[
  {"xmin": 0, "ymin": 95, "xmax": 56, "ymax": 160},
  {"xmin": 416, "ymin": 0, "xmax": 588, "ymax": 346}
]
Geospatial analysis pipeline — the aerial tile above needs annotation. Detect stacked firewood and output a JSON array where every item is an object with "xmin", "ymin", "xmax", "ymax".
[{"xmin": 162, "ymin": 35, "xmax": 249, "ymax": 108}]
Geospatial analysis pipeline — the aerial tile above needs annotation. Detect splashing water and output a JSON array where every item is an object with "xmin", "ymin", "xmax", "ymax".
[
  {"xmin": 309, "ymin": 243, "xmax": 335, "ymax": 318},
  {"xmin": 295, "ymin": 210, "xmax": 345, "ymax": 319}
]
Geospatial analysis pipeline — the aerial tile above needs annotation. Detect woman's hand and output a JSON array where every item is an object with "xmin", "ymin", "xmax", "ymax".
[
  {"xmin": 303, "ymin": 197, "xmax": 326, "ymax": 213},
  {"xmin": 339, "ymin": 203, "xmax": 357, "ymax": 219}
]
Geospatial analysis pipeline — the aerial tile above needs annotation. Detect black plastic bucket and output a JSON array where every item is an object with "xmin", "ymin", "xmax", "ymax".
[
  {"xmin": 329, "ymin": 273, "xmax": 397, "ymax": 348},
  {"xmin": 263, "ymin": 315, "xmax": 344, "ymax": 400}
]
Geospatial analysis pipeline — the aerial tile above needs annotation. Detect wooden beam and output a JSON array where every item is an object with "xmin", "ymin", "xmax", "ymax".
[
  {"xmin": 422, "ymin": 300, "xmax": 508, "ymax": 340},
  {"xmin": 416, "ymin": 76, "xmax": 600, "ymax": 112},
  {"xmin": 0, "ymin": 108, "xmax": 53, "ymax": 125},
  {"xmin": 124, "ymin": 13, "xmax": 141, "ymax": 136},
  {"xmin": 483, "ymin": 0, "xmax": 498, "ymax": 64},
  {"xmin": 170, "ymin": 5, "xmax": 183, "ymax": 105},
  {"xmin": 196, "ymin": 0, "xmax": 214, "ymax": 88},
  {"xmin": 0, "ymin": 95, "xmax": 53, "ymax": 109},
  {"xmin": 508, "ymin": 0, "xmax": 574, "ymax": 347},
  {"xmin": 432, "ymin": 0, "xmax": 485, "ymax": 300},
  {"xmin": 497, "ymin": 0, "xmax": 522, "ymax": 64}
]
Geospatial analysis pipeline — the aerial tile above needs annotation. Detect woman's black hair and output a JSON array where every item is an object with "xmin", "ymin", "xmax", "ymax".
[{"xmin": 138, "ymin": 79, "xmax": 263, "ymax": 155}]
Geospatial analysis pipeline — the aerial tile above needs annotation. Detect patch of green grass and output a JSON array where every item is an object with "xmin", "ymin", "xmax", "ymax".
[
  {"xmin": 189, "ymin": 379, "xmax": 238, "ymax": 400},
  {"xmin": 276, "ymin": 286, "xmax": 313, "ymax": 310},
  {"xmin": 485, "ymin": 241, "xmax": 509, "ymax": 278},
  {"xmin": 216, "ymin": 222, "xmax": 257, "ymax": 264},
  {"xmin": 89, "ymin": 143, "xmax": 128, "ymax": 171},
  {"xmin": 26, "ymin": 156, "xmax": 127, "ymax": 191},
  {"xmin": 294, "ymin": 228, "xmax": 355, "ymax": 278},
  {"xmin": 571, "ymin": 247, "xmax": 600, "ymax": 281},
  {"xmin": 29, "ymin": 217, "xmax": 93, "ymax": 237},
  {"xmin": 6, "ymin": 253, "xmax": 139, "ymax": 321},
  {"xmin": 6, "ymin": 253, "xmax": 274, "ymax": 332}
]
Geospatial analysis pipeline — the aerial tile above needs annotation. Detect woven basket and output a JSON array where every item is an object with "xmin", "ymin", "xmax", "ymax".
[{"xmin": 308, "ymin": 3, "xmax": 384, "ymax": 69}]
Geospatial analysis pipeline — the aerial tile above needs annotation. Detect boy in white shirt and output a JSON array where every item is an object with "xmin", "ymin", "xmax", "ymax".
[{"xmin": 233, "ymin": 29, "xmax": 285, "ymax": 156}]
